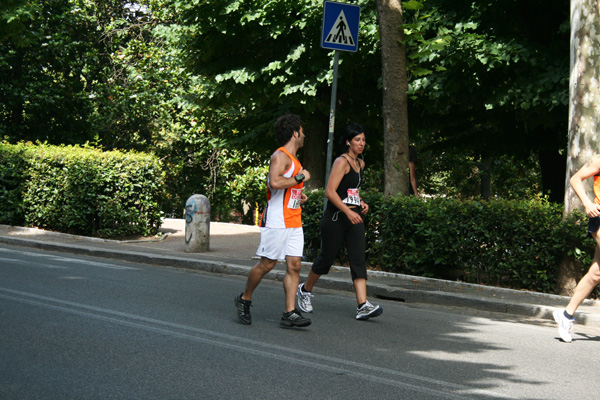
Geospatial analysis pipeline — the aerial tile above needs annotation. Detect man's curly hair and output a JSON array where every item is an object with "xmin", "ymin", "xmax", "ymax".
[{"xmin": 274, "ymin": 114, "xmax": 302, "ymax": 146}]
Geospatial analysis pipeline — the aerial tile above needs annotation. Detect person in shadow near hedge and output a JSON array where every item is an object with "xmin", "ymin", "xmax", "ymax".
[
  {"xmin": 554, "ymin": 154, "xmax": 600, "ymax": 342},
  {"xmin": 296, "ymin": 123, "xmax": 382, "ymax": 320},
  {"xmin": 408, "ymin": 145, "xmax": 420, "ymax": 198}
]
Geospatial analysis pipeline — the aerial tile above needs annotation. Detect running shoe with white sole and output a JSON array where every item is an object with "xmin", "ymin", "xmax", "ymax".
[
  {"xmin": 553, "ymin": 308, "xmax": 574, "ymax": 343},
  {"xmin": 296, "ymin": 283, "xmax": 314, "ymax": 313},
  {"xmin": 234, "ymin": 293, "xmax": 252, "ymax": 325},
  {"xmin": 356, "ymin": 301, "xmax": 383, "ymax": 320}
]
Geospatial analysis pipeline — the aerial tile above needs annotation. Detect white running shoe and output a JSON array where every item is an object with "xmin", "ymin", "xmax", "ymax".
[
  {"xmin": 356, "ymin": 300, "xmax": 383, "ymax": 320},
  {"xmin": 296, "ymin": 283, "xmax": 314, "ymax": 313},
  {"xmin": 553, "ymin": 309, "xmax": 574, "ymax": 343}
]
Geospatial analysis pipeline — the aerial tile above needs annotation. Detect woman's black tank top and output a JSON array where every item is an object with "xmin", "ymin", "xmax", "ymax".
[{"xmin": 326, "ymin": 157, "xmax": 363, "ymax": 212}]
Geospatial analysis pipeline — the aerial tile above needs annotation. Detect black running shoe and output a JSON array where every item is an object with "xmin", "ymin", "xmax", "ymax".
[
  {"xmin": 234, "ymin": 293, "xmax": 252, "ymax": 325},
  {"xmin": 280, "ymin": 309, "xmax": 311, "ymax": 328}
]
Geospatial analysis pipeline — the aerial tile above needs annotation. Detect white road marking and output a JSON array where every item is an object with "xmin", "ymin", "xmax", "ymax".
[
  {"xmin": 0, "ymin": 287, "xmax": 509, "ymax": 400},
  {"xmin": 0, "ymin": 247, "xmax": 138, "ymax": 270}
]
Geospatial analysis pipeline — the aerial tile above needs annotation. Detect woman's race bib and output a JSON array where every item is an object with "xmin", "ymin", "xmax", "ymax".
[
  {"xmin": 287, "ymin": 188, "xmax": 303, "ymax": 209},
  {"xmin": 342, "ymin": 188, "xmax": 360, "ymax": 206}
]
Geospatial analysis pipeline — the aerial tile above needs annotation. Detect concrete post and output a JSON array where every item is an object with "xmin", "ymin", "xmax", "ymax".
[{"xmin": 184, "ymin": 194, "xmax": 210, "ymax": 252}]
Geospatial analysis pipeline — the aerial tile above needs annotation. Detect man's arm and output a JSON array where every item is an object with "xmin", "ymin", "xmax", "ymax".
[
  {"xmin": 268, "ymin": 150, "xmax": 310, "ymax": 190},
  {"xmin": 570, "ymin": 155, "xmax": 600, "ymax": 217}
]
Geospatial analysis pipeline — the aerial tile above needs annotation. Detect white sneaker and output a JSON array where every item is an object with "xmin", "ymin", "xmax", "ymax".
[
  {"xmin": 553, "ymin": 309, "xmax": 574, "ymax": 343},
  {"xmin": 356, "ymin": 300, "xmax": 383, "ymax": 320},
  {"xmin": 296, "ymin": 283, "xmax": 314, "ymax": 313}
]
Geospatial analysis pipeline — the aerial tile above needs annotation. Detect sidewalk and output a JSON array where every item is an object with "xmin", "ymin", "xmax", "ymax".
[{"xmin": 2, "ymin": 218, "xmax": 600, "ymax": 329}]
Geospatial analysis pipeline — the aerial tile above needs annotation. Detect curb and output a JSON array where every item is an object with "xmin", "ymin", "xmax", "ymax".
[{"xmin": 4, "ymin": 234, "xmax": 600, "ymax": 327}]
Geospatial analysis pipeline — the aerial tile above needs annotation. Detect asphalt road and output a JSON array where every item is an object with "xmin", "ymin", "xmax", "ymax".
[{"xmin": 1, "ymin": 244, "xmax": 599, "ymax": 400}]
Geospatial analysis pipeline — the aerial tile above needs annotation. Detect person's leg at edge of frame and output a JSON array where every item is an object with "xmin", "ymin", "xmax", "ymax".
[
  {"xmin": 565, "ymin": 245, "xmax": 600, "ymax": 316},
  {"xmin": 243, "ymin": 257, "xmax": 277, "ymax": 301},
  {"xmin": 554, "ymin": 233, "xmax": 600, "ymax": 342}
]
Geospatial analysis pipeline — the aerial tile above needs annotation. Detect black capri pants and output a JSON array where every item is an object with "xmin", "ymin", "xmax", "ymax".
[{"xmin": 311, "ymin": 207, "xmax": 367, "ymax": 281}]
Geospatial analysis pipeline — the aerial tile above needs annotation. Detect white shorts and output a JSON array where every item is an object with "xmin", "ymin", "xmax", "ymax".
[{"xmin": 256, "ymin": 227, "xmax": 304, "ymax": 261}]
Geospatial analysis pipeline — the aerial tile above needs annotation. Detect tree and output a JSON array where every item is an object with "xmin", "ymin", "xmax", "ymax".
[
  {"xmin": 558, "ymin": 0, "xmax": 600, "ymax": 295},
  {"xmin": 402, "ymin": 0, "xmax": 569, "ymax": 201},
  {"xmin": 2, "ymin": 0, "xmax": 576, "ymax": 217},
  {"xmin": 1, "ymin": 0, "xmax": 235, "ymax": 216},
  {"xmin": 167, "ymin": 0, "xmax": 570, "ymax": 200},
  {"xmin": 0, "ymin": 0, "xmax": 105, "ymax": 144},
  {"xmin": 376, "ymin": 0, "xmax": 410, "ymax": 196},
  {"xmin": 165, "ymin": 0, "xmax": 385, "ymax": 190}
]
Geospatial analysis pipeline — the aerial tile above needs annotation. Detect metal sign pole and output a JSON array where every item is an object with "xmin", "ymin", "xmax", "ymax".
[
  {"xmin": 320, "ymin": 1, "xmax": 359, "ymax": 212},
  {"xmin": 323, "ymin": 50, "xmax": 340, "ymax": 212}
]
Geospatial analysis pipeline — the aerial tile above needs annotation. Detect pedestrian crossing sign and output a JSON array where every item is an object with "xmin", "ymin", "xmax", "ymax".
[{"xmin": 321, "ymin": 1, "xmax": 361, "ymax": 52}]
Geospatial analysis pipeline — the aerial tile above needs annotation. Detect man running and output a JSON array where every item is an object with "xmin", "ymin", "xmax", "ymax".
[{"xmin": 234, "ymin": 114, "xmax": 312, "ymax": 328}]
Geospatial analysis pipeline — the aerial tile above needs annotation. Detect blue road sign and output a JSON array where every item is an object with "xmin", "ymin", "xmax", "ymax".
[{"xmin": 321, "ymin": 1, "xmax": 361, "ymax": 52}]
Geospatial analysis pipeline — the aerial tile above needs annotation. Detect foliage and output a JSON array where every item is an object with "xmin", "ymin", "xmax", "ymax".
[
  {"xmin": 0, "ymin": 142, "xmax": 165, "ymax": 238},
  {"xmin": 1, "ymin": 0, "xmax": 573, "ymax": 214},
  {"xmin": 404, "ymin": 0, "xmax": 568, "ymax": 143},
  {"xmin": 214, "ymin": 151, "xmax": 269, "ymax": 224},
  {"xmin": 402, "ymin": 0, "xmax": 569, "ymax": 199},
  {"xmin": 161, "ymin": 0, "xmax": 570, "ymax": 200},
  {"xmin": 0, "ymin": 0, "xmax": 198, "ymax": 152},
  {"xmin": 415, "ymin": 151, "xmax": 542, "ymax": 199},
  {"xmin": 87, "ymin": 0, "xmax": 205, "ymax": 152},
  {"xmin": 165, "ymin": 0, "xmax": 385, "ymax": 160},
  {"xmin": 0, "ymin": 0, "xmax": 104, "ymax": 144},
  {"xmin": 0, "ymin": 141, "xmax": 29, "ymax": 225},
  {"xmin": 302, "ymin": 190, "xmax": 594, "ymax": 294},
  {"xmin": 0, "ymin": 0, "xmax": 249, "ymax": 218},
  {"xmin": 0, "ymin": 0, "xmax": 580, "ymax": 257},
  {"xmin": 301, "ymin": 189, "xmax": 327, "ymax": 261}
]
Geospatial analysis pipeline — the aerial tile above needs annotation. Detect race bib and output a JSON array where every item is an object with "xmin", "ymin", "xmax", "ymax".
[
  {"xmin": 287, "ymin": 188, "xmax": 303, "ymax": 209},
  {"xmin": 342, "ymin": 188, "xmax": 361, "ymax": 206}
]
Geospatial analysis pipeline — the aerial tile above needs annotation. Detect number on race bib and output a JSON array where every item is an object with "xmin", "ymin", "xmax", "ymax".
[
  {"xmin": 288, "ymin": 188, "xmax": 303, "ymax": 209},
  {"xmin": 343, "ymin": 188, "xmax": 361, "ymax": 206}
]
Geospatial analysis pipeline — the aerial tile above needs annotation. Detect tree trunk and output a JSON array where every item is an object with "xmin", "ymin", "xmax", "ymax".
[
  {"xmin": 559, "ymin": 0, "xmax": 600, "ymax": 295},
  {"xmin": 301, "ymin": 113, "xmax": 328, "ymax": 191},
  {"xmin": 557, "ymin": 254, "xmax": 582, "ymax": 296},
  {"xmin": 376, "ymin": 0, "xmax": 409, "ymax": 196}
]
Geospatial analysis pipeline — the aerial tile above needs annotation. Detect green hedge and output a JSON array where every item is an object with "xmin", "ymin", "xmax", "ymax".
[
  {"xmin": 0, "ymin": 142, "xmax": 165, "ymax": 238},
  {"xmin": 0, "ymin": 142, "xmax": 29, "ymax": 225},
  {"xmin": 302, "ymin": 190, "xmax": 595, "ymax": 293},
  {"xmin": 2, "ymin": 141, "xmax": 594, "ymax": 293}
]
